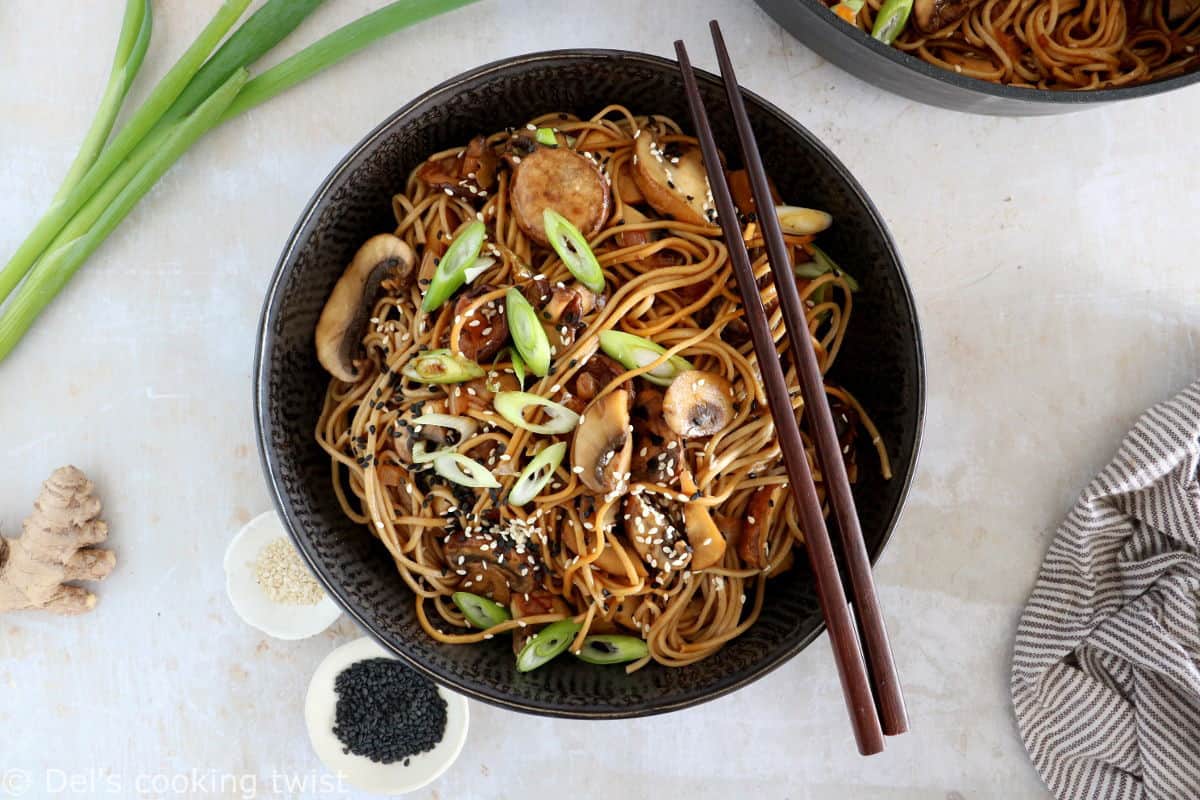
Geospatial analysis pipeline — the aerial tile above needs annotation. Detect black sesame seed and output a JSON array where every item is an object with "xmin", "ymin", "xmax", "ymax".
[{"xmin": 332, "ymin": 658, "xmax": 447, "ymax": 766}]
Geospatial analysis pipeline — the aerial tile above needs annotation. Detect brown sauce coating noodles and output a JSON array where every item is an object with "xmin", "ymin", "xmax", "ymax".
[
  {"xmin": 315, "ymin": 107, "xmax": 889, "ymax": 671},
  {"xmin": 850, "ymin": 0, "xmax": 1200, "ymax": 88}
]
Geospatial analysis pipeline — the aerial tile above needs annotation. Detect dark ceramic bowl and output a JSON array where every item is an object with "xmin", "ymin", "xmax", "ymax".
[
  {"xmin": 255, "ymin": 49, "xmax": 924, "ymax": 718},
  {"xmin": 755, "ymin": 0, "xmax": 1200, "ymax": 115}
]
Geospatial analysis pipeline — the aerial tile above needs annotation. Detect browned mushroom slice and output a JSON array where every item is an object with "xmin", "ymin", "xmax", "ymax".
[
  {"xmin": 632, "ymin": 387, "xmax": 679, "ymax": 442},
  {"xmin": 570, "ymin": 354, "xmax": 633, "ymax": 407},
  {"xmin": 570, "ymin": 389, "xmax": 633, "ymax": 493},
  {"xmin": 613, "ymin": 206, "xmax": 682, "ymax": 269},
  {"xmin": 616, "ymin": 159, "xmax": 645, "ymax": 204},
  {"xmin": 315, "ymin": 234, "xmax": 416, "ymax": 382},
  {"xmin": 913, "ymin": 0, "xmax": 973, "ymax": 32},
  {"xmin": 453, "ymin": 285, "xmax": 508, "ymax": 362},
  {"xmin": 663, "ymin": 370, "xmax": 735, "ymax": 439},
  {"xmin": 622, "ymin": 493, "xmax": 691, "ymax": 574},
  {"xmin": 736, "ymin": 484, "xmax": 784, "ymax": 570},
  {"xmin": 540, "ymin": 282, "xmax": 598, "ymax": 351},
  {"xmin": 444, "ymin": 375, "xmax": 519, "ymax": 416},
  {"xmin": 632, "ymin": 127, "xmax": 713, "ymax": 226},
  {"xmin": 509, "ymin": 144, "xmax": 611, "ymax": 246},
  {"xmin": 630, "ymin": 439, "xmax": 684, "ymax": 486},
  {"xmin": 416, "ymin": 135, "xmax": 498, "ymax": 199},
  {"xmin": 679, "ymin": 469, "xmax": 726, "ymax": 570},
  {"xmin": 445, "ymin": 530, "xmax": 535, "ymax": 595}
]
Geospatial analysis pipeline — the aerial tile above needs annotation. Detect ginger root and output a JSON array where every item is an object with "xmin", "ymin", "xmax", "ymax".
[{"xmin": 0, "ymin": 466, "xmax": 115, "ymax": 615}]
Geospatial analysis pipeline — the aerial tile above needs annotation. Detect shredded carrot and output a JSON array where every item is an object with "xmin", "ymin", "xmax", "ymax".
[{"xmin": 834, "ymin": 4, "xmax": 857, "ymax": 22}]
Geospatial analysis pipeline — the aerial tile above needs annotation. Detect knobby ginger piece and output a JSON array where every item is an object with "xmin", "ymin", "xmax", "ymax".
[{"xmin": 0, "ymin": 466, "xmax": 115, "ymax": 615}]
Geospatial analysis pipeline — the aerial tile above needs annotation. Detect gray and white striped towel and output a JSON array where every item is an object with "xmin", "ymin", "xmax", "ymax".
[{"xmin": 1012, "ymin": 381, "xmax": 1200, "ymax": 800}]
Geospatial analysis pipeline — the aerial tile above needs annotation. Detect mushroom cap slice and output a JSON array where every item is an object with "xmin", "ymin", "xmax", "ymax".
[
  {"xmin": 679, "ymin": 468, "xmax": 726, "ymax": 571},
  {"xmin": 509, "ymin": 145, "xmax": 611, "ymax": 246},
  {"xmin": 623, "ymin": 492, "xmax": 691, "ymax": 573},
  {"xmin": 315, "ymin": 234, "xmax": 415, "ymax": 382},
  {"xmin": 736, "ymin": 484, "xmax": 785, "ymax": 570},
  {"xmin": 444, "ymin": 530, "xmax": 535, "ymax": 595},
  {"xmin": 913, "ymin": 0, "xmax": 973, "ymax": 32},
  {"xmin": 570, "ymin": 389, "xmax": 633, "ymax": 494},
  {"xmin": 663, "ymin": 370, "xmax": 735, "ymax": 439},
  {"xmin": 632, "ymin": 128, "xmax": 714, "ymax": 226}
]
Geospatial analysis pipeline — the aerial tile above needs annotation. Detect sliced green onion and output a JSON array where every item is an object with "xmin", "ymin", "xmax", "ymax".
[
  {"xmin": 452, "ymin": 592, "xmax": 511, "ymax": 629},
  {"xmin": 433, "ymin": 453, "xmax": 499, "ymax": 489},
  {"xmin": 508, "ymin": 442, "xmax": 567, "ymax": 506},
  {"xmin": 797, "ymin": 244, "xmax": 861, "ymax": 292},
  {"xmin": 534, "ymin": 127, "xmax": 558, "ymax": 147},
  {"xmin": 493, "ymin": 392, "xmax": 580, "ymax": 435},
  {"xmin": 871, "ymin": 0, "xmax": 913, "ymax": 44},
  {"xmin": 411, "ymin": 413, "xmax": 478, "ymax": 442},
  {"xmin": 401, "ymin": 349, "xmax": 485, "ymax": 384},
  {"xmin": 542, "ymin": 209, "xmax": 605, "ymax": 293},
  {"xmin": 411, "ymin": 441, "xmax": 439, "ymax": 464},
  {"xmin": 505, "ymin": 288, "xmax": 551, "ymax": 377},
  {"xmin": 509, "ymin": 348, "xmax": 527, "ymax": 388},
  {"xmin": 774, "ymin": 205, "xmax": 833, "ymax": 236},
  {"xmin": 421, "ymin": 221, "xmax": 487, "ymax": 312},
  {"xmin": 463, "ymin": 255, "xmax": 495, "ymax": 283},
  {"xmin": 516, "ymin": 619, "xmax": 581, "ymax": 672},
  {"xmin": 575, "ymin": 635, "xmax": 650, "ymax": 665},
  {"xmin": 598, "ymin": 330, "xmax": 692, "ymax": 387}
]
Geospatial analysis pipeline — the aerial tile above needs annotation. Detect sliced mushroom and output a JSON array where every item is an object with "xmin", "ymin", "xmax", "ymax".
[
  {"xmin": 508, "ymin": 143, "xmax": 611, "ymax": 246},
  {"xmin": 614, "ymin": 206, "xmax": 682, "ymax": 269},
  {"xmin": 630, "ymin": 440, "xmax": 683, "ymax": 486},
  {"xmin": 541, "ymin": 282, "xmax": 597, "ymax": 352},
  {"xmin": 632, "ymin": 127, "xmax": 713, "ymax": 226},
  {"xmin": 679, "ymin": 469, "xmax": 726, "ymax": 571},
  {"xmin": 445, "ymin": 375, "xmax": 518, "ymax": 416},
  {"xmin": 445, "ymin": 530, "xmax": 536, "ymax": 596},
  {"xmin": 570, "ymin": 354, "xmax": 633, "ymax": 407},
  {"xmin": 663, "ymin": 370, "xmax": 735, "ymax": 439},
  {"xmin": 416, "ymin": 135, "xmax": 498, "ymax": 200},
  {"xmin": 615, "ymin": 159, "xmax": 645, "ymax": 205},
  {"xmin": 632, "ymin": 387, "xmax": 679, "ymax": 442},
  {"xmin": 623, "ymin": 493, "xmax": 691, "ymax": 574},
  {"xmin": 913, "ymin": 0, "xmax": 973, "ymax": 32},
  {"xmin": 737, "ymin": 484, "xmax": 784, "ymax": 570},
  {"xmin": 453, "ymin": 285, "xmax": 508, "ymax": 362},
  {"xmin": 1168, "ymin": 0, "xmax": 1200, "ymax": 19},
  {"xmin": 315, "ymin": 235, "xmax": 415, "ymax": 382},
  {"xmin": 570, "ymin": 389, "xmax": 633, "ymax": 493}
]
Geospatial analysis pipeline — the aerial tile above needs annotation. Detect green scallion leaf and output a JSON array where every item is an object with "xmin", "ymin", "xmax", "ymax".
[
  {"xmin": 421, "ymin": 221, "xmax": 487, "ymax": 312},
  {"xmin": 452, "ymin": 592, "xmax": 511, "ymax": 629},
  {"xmin": 542, "ymin": 209, "xmax": 605, "ymax": 293},
  {"xmin": 871, "ymin": 0, "xmax": 913, "ymax": 44},
  {"xmin": 493, "ymin": 392, "xmax": 580, "ymax": 435},
  {"xmin": 505, "ymin": 288, "xmax": 551, "ymax": 377},
  {"xmin": 516, "ymin": 619, "xmax": 581, "ymax": 672},
  {"xmin": 433, "ymin": 452, "xmax": 499, "ymax": 489},
  {"xmin": 598, "ymin": 330, "xmax": 692, "ymax": 387},
  {"xmin": 508, "ymin": 442, "xmax": 567, "ymax": 506},
  {"xmin": 534, "ymin": 127, "xmax": 558, "ymax": 147},
  {"xmin": 575, "ymin": 635, "xmax": 650, "ymax": 665},
  {"xmin": 401, "ymin": 349, "xmax": 485, "ymax": 384}
]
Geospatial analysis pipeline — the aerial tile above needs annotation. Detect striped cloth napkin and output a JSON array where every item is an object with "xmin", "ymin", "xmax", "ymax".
[{"xmin": 1012, "ymin": 382, "xmax": 1200, "ymax": 799}]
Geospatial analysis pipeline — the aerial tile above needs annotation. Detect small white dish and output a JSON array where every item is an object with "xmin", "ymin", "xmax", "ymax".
[
  {"xmin": 224, "ymin": 511, "xmax": 341, "ymax": 640},
  {"xmin": 305, "ymin": 637, "xmax": 469, "ymax": 795}
]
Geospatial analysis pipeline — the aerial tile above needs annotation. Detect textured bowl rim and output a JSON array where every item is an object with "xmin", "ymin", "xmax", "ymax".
[
  {"xmin": 770, "ymin": 0, "xmax": 1200, "ymax": 105},
  {"xmin": 254, "ymin": 48, "xmax": 927, "ymax": 719}
]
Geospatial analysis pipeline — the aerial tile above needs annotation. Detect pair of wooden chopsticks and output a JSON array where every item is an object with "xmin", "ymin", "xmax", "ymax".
[{"xmin": 675, "ymin": 22, "xmax": 908, "ymax": 756}]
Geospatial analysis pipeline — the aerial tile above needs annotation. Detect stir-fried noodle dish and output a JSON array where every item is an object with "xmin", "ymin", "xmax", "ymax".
[{"xmin": 314, "ymin": 107, "xmax": 889, "ymax": 673}]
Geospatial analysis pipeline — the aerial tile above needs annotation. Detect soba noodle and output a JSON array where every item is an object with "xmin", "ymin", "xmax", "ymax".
[{"xmin": 315, "ymin": 106, "xmax": 889, "ymax": 671}]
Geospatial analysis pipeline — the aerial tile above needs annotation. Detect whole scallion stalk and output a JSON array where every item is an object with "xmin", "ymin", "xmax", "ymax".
[
  {"xmin": 0, "ymin": 0, "xmax": 479, "ymax": 363},
  {"xmin": 0, "ymin": 0, "xmax": 251, "ymax": 306},
  {"xmin": 53, "ymin": 0, "xmax": 153, "ymax": 202},
  {"xmin": 0, "ymin": 71, "xmax": 250, "ymax": 361}
]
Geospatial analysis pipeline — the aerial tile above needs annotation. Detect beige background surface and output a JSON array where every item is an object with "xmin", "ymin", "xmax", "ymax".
[{"xmin": 2, "ymin": 1, "xmax": 1198, "ymax": 798}]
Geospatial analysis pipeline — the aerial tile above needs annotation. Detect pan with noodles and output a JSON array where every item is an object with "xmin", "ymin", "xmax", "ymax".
[{"xmin": 313, "ymin": 107, "xmax": 888, "ymax": 674}]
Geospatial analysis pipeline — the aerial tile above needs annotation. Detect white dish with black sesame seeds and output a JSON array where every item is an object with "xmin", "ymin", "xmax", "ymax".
[
  {"xmin": 224, "ymin": 512, "xmax": 342, "ymax": 640},
  {"xmin": 304, "ymin": 637, "xmax": 469, "ymax": 795}
]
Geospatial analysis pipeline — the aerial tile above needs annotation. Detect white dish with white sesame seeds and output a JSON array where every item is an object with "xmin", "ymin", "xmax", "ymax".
[
  {"xmin": 304, "ymin": 637, "xmax": 470, "ymax": 795},
  {"xmin": 224, "ymin": 511, "xmax": 342, "ymax": 640}
]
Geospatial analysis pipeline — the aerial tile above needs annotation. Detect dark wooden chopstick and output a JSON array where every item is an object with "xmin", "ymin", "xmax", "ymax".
[
  {"xmin": 706, "ymin": 21, "xmax": 909, "ymax": 739},
  {"xmin": 674, "ymin": 38, "xmax": 886, "ymax": 757}
]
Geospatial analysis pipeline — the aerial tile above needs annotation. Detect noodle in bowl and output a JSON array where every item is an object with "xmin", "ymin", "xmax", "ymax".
[{"xmin": 257, "ymin": 51, "xmax": 924, "ymax": 716}]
